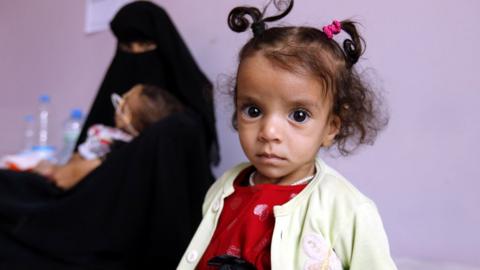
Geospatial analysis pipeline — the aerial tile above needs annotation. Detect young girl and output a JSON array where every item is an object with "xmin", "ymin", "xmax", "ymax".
[
  {"xmin": 34, "ymin": 83, "xmax": 184, "ymax": 189},
  {"xmin": 178, "ymin": 1, "xmax": 397, "ymax": 270}
]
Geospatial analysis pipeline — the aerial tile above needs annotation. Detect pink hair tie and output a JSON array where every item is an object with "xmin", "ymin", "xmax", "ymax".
[{"xmin": 322, "ymin": 20, "xmax": 342, "ymax": 39}]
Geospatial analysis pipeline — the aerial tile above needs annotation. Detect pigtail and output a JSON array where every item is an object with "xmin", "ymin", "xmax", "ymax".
[
  {"xmin": 340, "ymin": 20, "xmax": 365, "ymax": 68},
  {"xmin": 228, "ymin": 7, "xmax": 263, "ymax": 35},
  {"xmin": 228, "ymin": 0, "xmax": 294, "ymax": 37}
]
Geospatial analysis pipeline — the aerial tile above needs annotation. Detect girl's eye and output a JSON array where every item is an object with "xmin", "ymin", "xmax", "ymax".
[
  {"xmin": 289, "ymin": 109, "xmax": 310, "ymax": 123},
  {"xmin": 241, "ymin": 105, "xmax": 262, "ymax": 118}
]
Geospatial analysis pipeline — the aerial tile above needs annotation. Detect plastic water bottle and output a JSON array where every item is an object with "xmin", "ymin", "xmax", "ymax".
[
  {"xmin": 57, "ymin": 109, "xmax": 83, "ymax": 164},
  {"xmin": 38, "ymin": 94, "xmax": 51, "ymax": 147},
  {"xmin": 23, "ymin": 114, "xmax": 35, "ymax": 152}
]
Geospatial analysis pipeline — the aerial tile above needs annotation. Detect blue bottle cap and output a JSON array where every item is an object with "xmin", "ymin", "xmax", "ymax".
[
  {"xmin": 24, "ymin": 114, "xmax": 34, "ymax": 122},
  {"xmin": 32, "ymin": 145, "xmax": 56, "ymax": 152},
  {"xmin": 70, "ymin": 109, "xmax": 83, "ymax": 119},
  {"xmin": 39, "ymin": 95, "xmax": 50, "ymax": 103}
]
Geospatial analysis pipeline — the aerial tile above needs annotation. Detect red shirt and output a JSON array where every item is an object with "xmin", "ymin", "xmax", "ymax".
[{"xmin": 197, "ymin": 167, "xmax": 307, "ymax": 270}]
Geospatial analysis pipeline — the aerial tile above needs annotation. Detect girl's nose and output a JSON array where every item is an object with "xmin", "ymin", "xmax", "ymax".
[{"xmin": 258, "ymin": 116, "xmax": 282, "ymax": 143}]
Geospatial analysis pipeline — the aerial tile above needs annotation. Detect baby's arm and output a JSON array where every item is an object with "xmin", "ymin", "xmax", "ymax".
[
  {"xmin": 51, "ymin": 153, "xmax": 101, "ymax": 189},
  {"xmin": 32, "ymin": 160, "xmax": 57, "ymax": 179}
]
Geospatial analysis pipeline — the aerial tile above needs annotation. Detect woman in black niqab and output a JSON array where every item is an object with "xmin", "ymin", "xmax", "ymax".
[
  {"xmin": 0, "ymin": 2, "xmax": 219, "ymax": 269},
  {"xmin": 78, "ymin": 0, "xmax": 219, "ymax": 165}
]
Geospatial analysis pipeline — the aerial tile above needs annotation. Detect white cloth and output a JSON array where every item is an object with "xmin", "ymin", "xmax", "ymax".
[{"xmin": 78, "ymin": 124, "xmax": 132, "ymax": 160}]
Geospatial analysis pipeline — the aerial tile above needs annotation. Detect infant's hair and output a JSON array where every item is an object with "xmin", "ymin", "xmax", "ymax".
[
  {"xmin": 131, "ymin": 84, "xmax": 184, "ymax": 132},
  {"xmin": 228, "ymin": 0, "xmax": 388, "ymax": 155}
]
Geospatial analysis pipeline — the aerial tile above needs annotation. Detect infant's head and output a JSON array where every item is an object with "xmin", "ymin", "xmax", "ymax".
[{"xmin": 113, "ymin": 84, "xmax": 184, "ymax": 136}]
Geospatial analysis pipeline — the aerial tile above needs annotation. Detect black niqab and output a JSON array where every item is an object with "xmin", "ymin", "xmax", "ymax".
[{"xmin": 78, "ymin": 1, "xmax": 219, "ymax": 164}]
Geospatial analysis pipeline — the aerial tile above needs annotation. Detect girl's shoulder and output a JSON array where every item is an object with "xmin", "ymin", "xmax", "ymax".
[
  {"xmin": 314, "ymin": 159, "xmax": 376, "ymax": 210},
  {"xmin": 202, "ymin": 162, "xmax": 250, "ymax": 213}
]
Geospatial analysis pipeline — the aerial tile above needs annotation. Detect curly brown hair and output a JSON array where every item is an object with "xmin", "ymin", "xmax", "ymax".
[{"xmin": 230, "ymin": 21, "xmax": 388, "ymax": 155}]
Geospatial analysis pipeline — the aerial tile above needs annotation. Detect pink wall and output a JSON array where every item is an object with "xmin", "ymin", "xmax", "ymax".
[
  {"xmin": 1, "ymin": 0, "xmax": 479, "ymax": 266},
  {"xmin": 0, "ymin": 0, "xmax": 115, "ymax": 152}
]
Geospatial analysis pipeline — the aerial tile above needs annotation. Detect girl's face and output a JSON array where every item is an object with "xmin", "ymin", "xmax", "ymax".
[{"xmin": 236, "ymin": 54, "xmax": 339, "ymax": 185}]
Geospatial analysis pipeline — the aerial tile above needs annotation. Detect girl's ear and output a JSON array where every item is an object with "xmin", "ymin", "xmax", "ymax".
[{"xmin": 322, "ymin": 115, "xmax": 341, "ymax": 147}]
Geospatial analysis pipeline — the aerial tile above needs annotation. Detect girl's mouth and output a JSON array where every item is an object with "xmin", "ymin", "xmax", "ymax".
[{"xmin": 256, "ymin": 153, "xmax": 286, "ymax": 163}]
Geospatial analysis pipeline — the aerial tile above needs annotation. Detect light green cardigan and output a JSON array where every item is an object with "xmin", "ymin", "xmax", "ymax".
[{"xmin": 177, "ymin": 158, "xmax": 397, "ymax": 270}]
